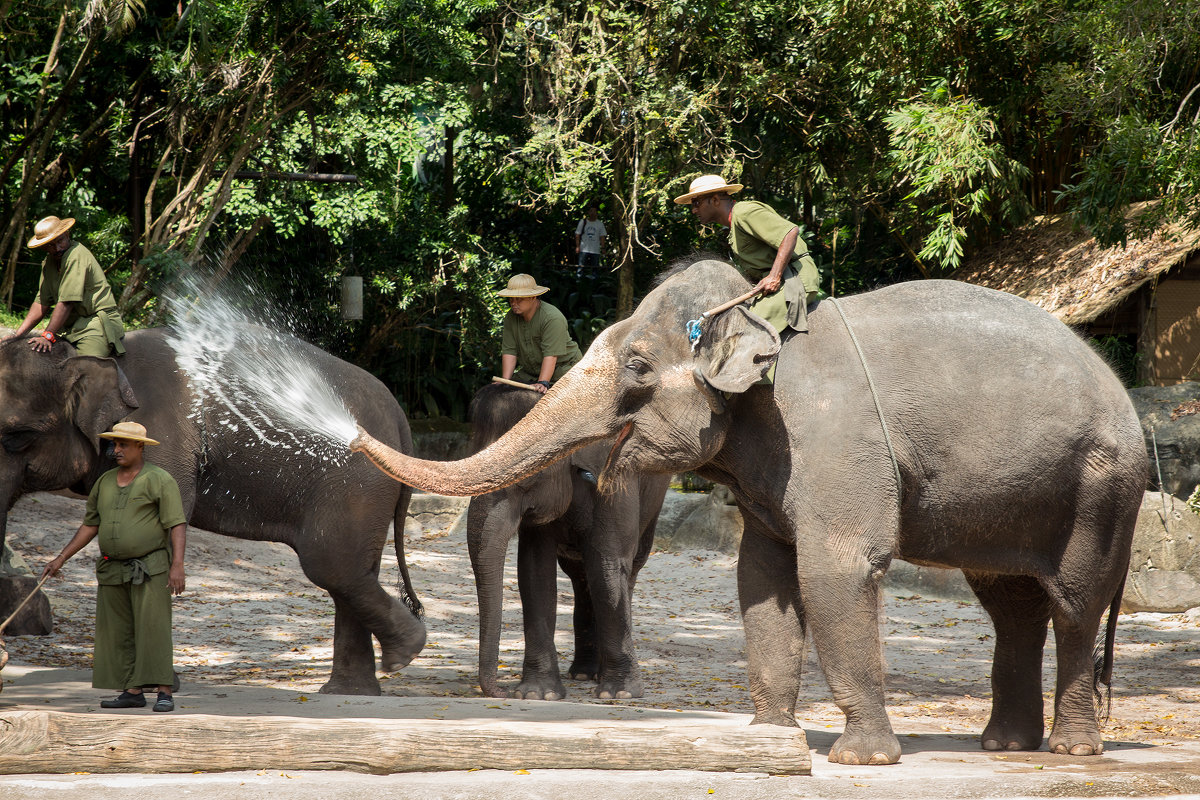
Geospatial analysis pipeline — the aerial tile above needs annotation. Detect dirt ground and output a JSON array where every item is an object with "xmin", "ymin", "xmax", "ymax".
[{"xmin": 5, "ymin": 489, "xmax": 1200, "ymax": 751}]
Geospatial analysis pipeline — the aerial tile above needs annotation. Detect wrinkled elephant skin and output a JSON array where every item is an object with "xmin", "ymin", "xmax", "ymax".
[
  {"xmin": 464, "ymin": 384, "xmax": 668, "ymax": 701},
  {"xmin": 0, "ymin": 331, "xmax": 425, "ymax": 695},
  {"xmin": 350, "ymin": 260, "xmax": 1147, "ymax": 765}
]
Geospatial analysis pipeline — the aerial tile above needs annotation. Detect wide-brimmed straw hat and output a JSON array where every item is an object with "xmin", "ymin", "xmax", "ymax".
[
  {"xmin": 98, "ymin": 421, "xmax": 160, "ymax": 446},
  {"xmin": 496, "ymin": 274, "xmax": 549, "ymax": 298},
  {"xmin": 27, "ymin": 216, "xmax": 75, "ymax": 249},
  {"xmin": 673, "ymin": 175, "xmax": 743, "ymax": 205}
]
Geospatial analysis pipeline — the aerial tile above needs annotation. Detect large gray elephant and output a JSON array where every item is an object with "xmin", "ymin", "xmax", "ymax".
[
  {"xmin": 0, "ymin": 330, "xmax": 425, "ymax": 695},
  {"xmin": 466, "ymin": 383, "xmax": 669, "ymax": 700},
  {"xmin": 350, "ymin": 258, "xmax": 1147, "ymax": 765}
]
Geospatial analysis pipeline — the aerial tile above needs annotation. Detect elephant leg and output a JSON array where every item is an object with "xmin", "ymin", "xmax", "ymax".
[
  {"xmin": 964, "ymin": 572, "xmax": 1050, "ymax": 752},
  {"xmin": 515, "ymin": 524, "xmax": 566, "ymax": 700},
  {"xmin": 1041, "ymin": 504, "xmax": 1131, "ymax": 756},
  {"xmin": 792, "ymin": 531, "xmax": 900, "ymax": 765},
  {"xmin": 298, "ymin": 534, "xmax": 427, "ymax": 696},
  {"xmin": 737, "ymin": 525, "xmax": 805, "ymax": 728},
  {"xmin": 558, "ymin": 555, "xmax": 600, "ymax": 681},
  {"xmin": 583, "ymin": 495, "xmax": 645, "ymax": 700}
]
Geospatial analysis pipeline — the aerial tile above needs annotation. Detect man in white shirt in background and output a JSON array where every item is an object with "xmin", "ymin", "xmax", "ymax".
[{"xmin": 574, "ymin": 206, "xmax": 607, "ymax": 273}]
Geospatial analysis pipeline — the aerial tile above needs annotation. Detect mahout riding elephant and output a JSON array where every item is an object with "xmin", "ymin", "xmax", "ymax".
[
  {"xmin": 0, "ymin": 330, "xmax": 425, "ymax": 695},
  {"xmin": 466, "ymin": 383, "xmax": 669, "ymax": 700},
  {"xmin": 350, "ymin": 257, "xmax": 1147, "ymax": 765}
]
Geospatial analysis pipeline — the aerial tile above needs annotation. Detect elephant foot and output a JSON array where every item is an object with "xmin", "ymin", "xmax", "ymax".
[
  {"xmin": 595, "ymin": 675, "xmax": 644, "ymax": 700},
  {"xmin": 981, "ymin": 716, "xmax": 1044, "ymax": 752},
  {"xmin": 319, "ymin": 675, "xmax": 382, "ymax": 696},
  {"xmin": 515, "ymin": 674, "xmax": 566, "ymax": 701},
  {"xmin": 567, "ymin": 658, "xmax": 599, "ymax": 681},
  {"xmin": 750, "ymin": 710, "xmax": 799, "ymax": 728},
  {"xmin": 1048, "ymin": 729, "xmax": 1104, "ymax": 756},
  {"xmin": 828, "ymin": 731, "xmax": 902, "ymax": 766},
  {"xmin": 379, "ymin": 622, "xmax": 428, "ymax": 672},
  {"xmin": 480, "ymin": 682, "xmax": 510, "ymax": 699}
]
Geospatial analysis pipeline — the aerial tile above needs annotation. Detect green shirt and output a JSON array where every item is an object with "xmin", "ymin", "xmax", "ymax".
[
  {"xmin": 501, "ymin": 300, "xmax": 582, "ymax": 382},
  {"xmin": 85, "ymin": 462, "xmax": 187, "ymax": 561},
  {"xmin": 36, "ymin": 241, "xmax": 126, "ymax": 351},
  {"xmin": 729, "ymin": 200, "xmax": 821, "ymax": 294}
]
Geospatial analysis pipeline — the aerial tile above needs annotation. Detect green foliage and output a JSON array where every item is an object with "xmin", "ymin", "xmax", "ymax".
[
  {"xmin": 886, "ymin": 85, "xmax": 1031, "ymax": 271},
  {"xmin": 1187, "ymin": 484, "xmax": 1200, "ymax": 517},
  {"xmin": 1089, "ymin": 334, "xmax": 1140, "ymax": 387}
]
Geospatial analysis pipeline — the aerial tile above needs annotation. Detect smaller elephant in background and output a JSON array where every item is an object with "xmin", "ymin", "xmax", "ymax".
[{"xmin": 466, "ymin": 383, "xmax": 670, "ymax": 700}]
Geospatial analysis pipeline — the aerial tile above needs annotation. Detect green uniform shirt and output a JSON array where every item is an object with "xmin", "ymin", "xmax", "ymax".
[
  {"xmin": 729, "ymin": 200, "xmax": 821, "ymax": 294},
  {"xmin": 501, "ymin": 300, "xmax": 582, "ymax": 383},
  {"xmin": 36, "ymin": 241, "xmax": 126, "ymax": 353},
  {"xmin": 85, "ymin": 462, "xmax": 187, "ymax": 561}
]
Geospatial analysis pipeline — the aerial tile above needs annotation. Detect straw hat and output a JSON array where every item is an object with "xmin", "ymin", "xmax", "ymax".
[
  {"xmin": 27, "ymin": 216, "xmax": 75, "ymax": 249},
  {"xmin": 98, "ymin": 421, "xmax": 160, "ymax": 446},
  {"xmin": 496, "ymin": 274, "xmax": 549, "ymax": 298},
  {"xmin": 673, "ymin": 175, "xmax": 743, "ymax": 205}
]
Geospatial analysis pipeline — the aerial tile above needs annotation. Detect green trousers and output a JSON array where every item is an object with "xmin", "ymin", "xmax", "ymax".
[{"xmin": 92, "ymin": 571, "xmax": 174, "ymax": 690}]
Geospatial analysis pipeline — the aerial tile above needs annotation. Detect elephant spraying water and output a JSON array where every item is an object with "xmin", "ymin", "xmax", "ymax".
[
  {"xmin": 0, "ymin": 329, "xmax": 425, "ymax": 695},
  {"xmin": 351, "ymin": 258, "xmax": 1147, "ymax": 765}
]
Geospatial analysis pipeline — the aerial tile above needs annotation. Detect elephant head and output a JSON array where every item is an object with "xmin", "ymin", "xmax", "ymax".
[
  {"xmin": 350, "ymin": 259, "xmax": 780, "ymax": 493},
  {"xmin": 0, "ymin": 339, "xmax": 139, "ymax": 550}
]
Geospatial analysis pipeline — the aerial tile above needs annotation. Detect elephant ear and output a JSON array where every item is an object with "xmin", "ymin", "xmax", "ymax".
[
  {"xmin": 61, "ymin": 356, "xmax": 140, "ymax": 453},
  {"xmin": 693, "ymin": 305, "xmax": 781, "ymax": 403}
]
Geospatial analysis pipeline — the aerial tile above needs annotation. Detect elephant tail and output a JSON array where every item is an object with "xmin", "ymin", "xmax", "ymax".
[
  {"xmin": 1092, "ymin": 575, "xmax": 1125, "ymax": 725},
  {"xmin": 395, "ymin": 485, "xmax": 424, "ymax": 619}
]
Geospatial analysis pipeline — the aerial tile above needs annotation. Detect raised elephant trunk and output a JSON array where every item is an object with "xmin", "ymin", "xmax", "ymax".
[{"xmin": 350, "ymin": 352, "xmax": 619, "ymax": 495}]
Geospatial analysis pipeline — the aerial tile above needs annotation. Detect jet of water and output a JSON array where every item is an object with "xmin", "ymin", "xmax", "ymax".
[{"xmin": 162, "ymin": 279, "xmax": 360, "ymax": 461}]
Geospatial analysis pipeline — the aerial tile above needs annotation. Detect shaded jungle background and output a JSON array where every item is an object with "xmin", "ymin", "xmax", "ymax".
[{"xmin": 3, "ymin": 0, "xmax": 1198, "ymax": 418}]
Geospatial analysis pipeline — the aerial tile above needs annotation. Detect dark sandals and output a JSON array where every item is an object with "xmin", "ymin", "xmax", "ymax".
[
  {"xmin": 152, "ymin": 692, "xmax": 174, "ymax": 712},
  {"xmin": 100, "ymin": 690, "xmax": 146, "ymax": 709}
]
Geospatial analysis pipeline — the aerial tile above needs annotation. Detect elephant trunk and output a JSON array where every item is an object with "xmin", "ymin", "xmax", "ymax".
[
  {"xmin": 349, "ymin": 361, "xmax": 618, "ymax": 495},
  {"xmin": 467, "ymin": 497, "xmax": 520, "ymax": 698}
]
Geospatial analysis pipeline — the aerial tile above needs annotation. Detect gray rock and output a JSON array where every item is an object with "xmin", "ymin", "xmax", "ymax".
[
  {"xmin": 1128, "ymin": 382, "xmax": 1200, "ymax": 498},
  {"xmin": 407, "ymin": 493, "xmax": 470, "ymax": 537},
  {"xmin": 1123, "ymin": 490, "xmax": 1200, "ymax": 612},
  {"xmin": 884, "ymin": 562, "xmax": 974, "ymax": 601},
  {"xmin": 0, "ymin": 543, "xmax": 53, "ymax": 636}
]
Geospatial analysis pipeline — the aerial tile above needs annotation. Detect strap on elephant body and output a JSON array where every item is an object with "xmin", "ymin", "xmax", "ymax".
[{"xmin": 827, "ymin": 297, "xmax": 903, "ymax": 503}]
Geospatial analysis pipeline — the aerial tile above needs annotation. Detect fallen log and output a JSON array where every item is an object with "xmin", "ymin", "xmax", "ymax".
[{"xmin": 0, "ymin": 710, "xmax": 810, "ymax": 775}]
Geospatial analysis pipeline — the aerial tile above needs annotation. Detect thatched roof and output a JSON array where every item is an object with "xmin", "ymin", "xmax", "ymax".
[{"xmin": 953, "ymin": 211, "xmax": 1200, "ymax": 324}]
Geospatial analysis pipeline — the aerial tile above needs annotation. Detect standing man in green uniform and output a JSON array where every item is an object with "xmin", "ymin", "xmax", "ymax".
[
  {"xmin": 42, "ymin": 422, "xmax": 187, "ymax": 713},
  {"xmin": 5, "ymin": 215, "xmax": 126, "ymax": 357},
  {"xmin": 674, "ymin": 175, "xmax": 821, "ymax": 335},
  {"xmin": 497, "ymin": 274, "xmax": 582, "ymax": 395}
]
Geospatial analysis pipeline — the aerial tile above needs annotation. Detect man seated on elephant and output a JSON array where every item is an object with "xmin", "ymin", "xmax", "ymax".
[
  {"xmin": 497, "ymin": 274, "xmax": 582, "ymax": 394},
  {"xmin": 675, "ymin": 175, "xmax": 821, "ymax": 337},
  {"xmin": 41, "ymin": 422, "xmax": 187, "ymax": 713},
  {"xmin": 5, "ymin": 215, "xmax": 126, "ymax": 358}
]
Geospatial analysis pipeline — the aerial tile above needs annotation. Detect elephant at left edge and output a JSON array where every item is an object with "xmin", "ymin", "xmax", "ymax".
[
  {"xmin": 0, "ymin": 329, "xmax": 425, "ymax": 695},
  {"xmin": 466, "ymin": 383, "xmax": 670, "ymax": 700}
]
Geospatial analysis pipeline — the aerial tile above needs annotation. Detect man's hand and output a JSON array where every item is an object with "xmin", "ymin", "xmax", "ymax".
[
  {"xmin": 168, "ymin": 564, "xmax": 186, "ymax": 595},
  {"xmin": 29, "ymin": 332, "xmax": 54, "ymax": 353},
  {"xmin": 530, "ymin": 380, "xmax": 550, "ymax": 394},
  {"xmin": 41, "ymin": 556, "xmax": 65, "ymax": 580},
  {"xmin": 754, "ymin": 272, "xmax": 783, "ymax": 295}
]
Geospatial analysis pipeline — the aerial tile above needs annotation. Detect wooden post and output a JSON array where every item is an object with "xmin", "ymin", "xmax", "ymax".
[{"xmin": 0, "ymin": 710, "xmax": 811, "ymax": 775}]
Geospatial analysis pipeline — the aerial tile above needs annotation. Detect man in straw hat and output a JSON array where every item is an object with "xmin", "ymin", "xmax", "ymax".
[
  {"xmin": 5, "ymin": 215, "xmax": 126, "ymax": 357},
  {"xmin": 675, "ymin": 175, "xmax": 821, "ymax": 338},
  {"xmin": 42, "ymin": 421, "xmax": 187, "ymax": 713},
  {"xmin": 496, "ymin": 274, "xmax": 582, "ymax": 394}
]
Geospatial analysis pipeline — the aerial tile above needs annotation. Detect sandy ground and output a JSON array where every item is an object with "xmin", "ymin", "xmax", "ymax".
[{"xmin": 4, "ymin": 490, "xmax": 1200, "ymax": 750}]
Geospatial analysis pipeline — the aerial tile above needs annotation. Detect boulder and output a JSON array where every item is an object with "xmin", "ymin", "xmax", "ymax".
[
  {"xmin": 1128, "ymin": 382, "xmax": 1200, "ymax": 498},
  {"xmin": 654, "ymin": 487, "xmax": 742, "ymax": 554},
  {"xmin": 1123, "ymin": 490, "xmax": 1200, "ymax": 613},
  {"xmin": 0, "ymin": 543, "xmax": 53, "ymax": 636}
]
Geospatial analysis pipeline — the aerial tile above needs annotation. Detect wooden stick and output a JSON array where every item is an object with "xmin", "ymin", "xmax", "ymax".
[
  {"xmin": 701, "ymin": 288, "xmax": 761, "ymax": 319},
  {"xmin": 492, "ymin": 376, "xmax": 543, "ymax": 392},
  {"xmin": 0, "ymin": 574, "xmax": 48, "ymax": 634}
]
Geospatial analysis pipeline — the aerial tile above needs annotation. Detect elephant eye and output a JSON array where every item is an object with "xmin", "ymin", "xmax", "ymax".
[
  {"xmin": 1, "ymin": 428, "xmax": 38, "ymax": 454},
  {"xmin": 625, "ymin": 358, "xmax": 652, "ymax": 376}
]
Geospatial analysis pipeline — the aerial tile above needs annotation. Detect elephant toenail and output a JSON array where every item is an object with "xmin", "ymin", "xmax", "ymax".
[{"xmin": 868, "ymin": 753, "xmax": 892, "ymax": 765}]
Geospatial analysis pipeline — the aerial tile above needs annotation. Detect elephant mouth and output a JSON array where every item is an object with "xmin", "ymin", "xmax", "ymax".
[{"xmin": 597, "ymin": 421, "xmax": 634, "ymax": 494}]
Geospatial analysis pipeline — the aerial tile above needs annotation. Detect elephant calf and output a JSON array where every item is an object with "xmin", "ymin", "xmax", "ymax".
[{"xmin": 466, "ymin": 383, "xmax": 669, "ymax": 700}]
